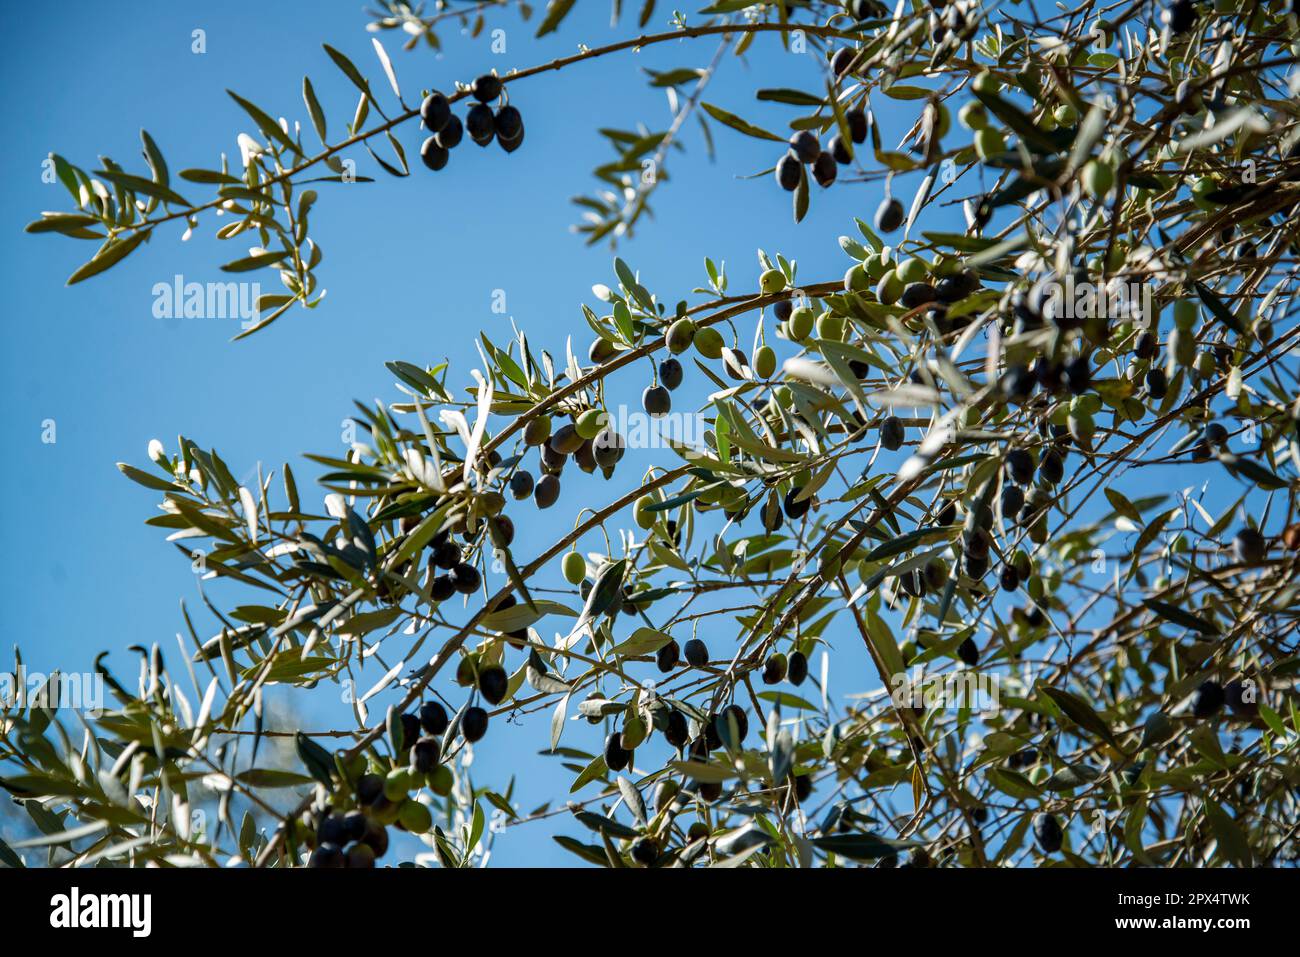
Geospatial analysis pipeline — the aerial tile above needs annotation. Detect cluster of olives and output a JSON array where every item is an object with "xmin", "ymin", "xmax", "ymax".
[
  {"xmin": 507, "ymin": 406, "xmax": 627, "ymax": 513},
  {"xmin": 773, "ymin": 104, "xmax": 868, "ymax": 193},
  {"xmin": 306, "ymin": 696, "xmax": 499, "ymax": 866},
  {"xmin": 418, "ymin": 73, "xmax": 524, "ymax": 172},
  {"xmin": 426, "ymin": 529, "xmax": 483, "ymax": 601}
]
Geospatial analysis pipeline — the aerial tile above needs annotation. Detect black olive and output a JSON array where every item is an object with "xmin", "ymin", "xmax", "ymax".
[
  {"xmin": 411, "ymin": 736, "xmax": 440, "ymax": 774},
  {"xmin": 419, "ymin": 701, "xmax": 449, "ymax": 736},
  {"xmin": 604, "ymin": 732, "xmax": 631, "ymax": 772},
  {"xmin": 534, "ymin": 473, "xmax": 561, "ymax": 508},
  {"xmin": 1034, "ymin": 813, "xmax": 1063, "ymax": 853},
  {"xmin": 684, "ymin": 638, "xmax": 709, "ymax": 667},
  {"xmin": 789, "ymin": 130, "xmax": 819, "ymax": 164},
  {"xmin": 880, "ymin": 415, "xmax": 905, "ymax": 450},
  {"xmin": 309, "ymin": 843, "xmax": 346, "ymax": 868},
  {"xmin": 1192, "ymin": 680, "xmax": 1225, "ymax": 718},
  {"xmin": 478, "ymin": 665, "xmax": 509, "ymax": 705},
  {"xmin": 665, "ymin": 710, "xmax": 690, "ymax": 749},
  {"xmin": 656, "ymin": 640, "xmax": 680, "ymax": 672},
  {"xmin": 462, "ymin": 706, "xmax": 489, "ymax": 742},
  {"xmin": 784, "ymin": 487, "xmax": 811, "ymax": 519},
  {"xmin": 450, "ymin": 562, "xmax": 481, "ymax": 594},
  {"xmin": 787, "ymin": 650, "xmax": 809, "ymax": 685},
  {"xmin": 419, "ymin": 92, "xmax": 451, "ymax": 132},
  {"xmin": 471, "ymin": 74, "xmax": 502, "ymax": 102}
]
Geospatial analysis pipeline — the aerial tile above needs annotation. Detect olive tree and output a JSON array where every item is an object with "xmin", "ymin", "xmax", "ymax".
[{"xmin": 6, "ymin": 0, "xmax": 1300, "ymax": 869}]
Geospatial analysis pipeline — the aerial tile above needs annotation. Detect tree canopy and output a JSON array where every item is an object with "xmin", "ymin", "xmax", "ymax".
[{"xmin": 6, "ymin": 0, "xmax": 1300, "ymax": 869}]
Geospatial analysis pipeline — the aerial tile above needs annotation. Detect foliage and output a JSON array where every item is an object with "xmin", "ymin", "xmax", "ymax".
[{"xmin": 7, "ymin": 0, "xmax": 1300, "ymax": 868}]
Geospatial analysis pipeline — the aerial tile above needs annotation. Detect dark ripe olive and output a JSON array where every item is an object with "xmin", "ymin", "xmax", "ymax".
[
  {"xmin": 450, "ymin": 562, "xmax": 481, "ymax": 594},
  {"xmin": 317, "ymin": 812, "xmax": 348, "ymax": 846},
  {"xmin": 899, "ymin": 282, "xmax": 938, "ymax": 309},
  {"xmin": 664, "ymin": 710, "xmax": 690, "ymax": 751},
  {"xmin": 574, "ymin": 439, "xmax": 598, "ymax": 473},
  {"xmin": 774, "ymin": 299, "xmax": 794, "ymax": 322},
  {"xmin": 787, "ymin": 650, "xmax": 809, "ymax": 686},
  {"xmin": 1034, "ymin": 813, "xmax": 1063, "ymax": 853},
  {"xmin": 461, "ymin": 706, "xmax": 489, "ymax": 742},
  {"xmin": 494, "ymin": 105, "xmax": 523, "ymax": 141},
  {"xmin": 411, "ymin": 736, "xmax": 440, "ymax": 774},
  {"xmin": 999, "ymin": 564, "xmax": 1020, "ymax": 592},
  {"xmin": 592, "ymin": 431, "xmax": 625, "ymax": 471},
  {"xmin": 1193, "ymin": 680, "xmax": 1225, "ymax": 718},
  {"xmin": 762, "ymin": 653, "xmax": 788, "ymax": 685},
  {"xmin": 1065, "ymin": 355, "xmax": 1092, "ymax": 394},
  {"xmin": 356, "ymin": 773, "xmax": 384, "ymax": 806},
  {"xmin": 713, "ymin": 704, "xmax": 749, "ymax": 746},
  {"xmin": 419, "ymin": 137, "xmax": 449, "ymax": 171},
  {"xmin": 631, "ymin": 837, "xmax": 659, "ymax": 866},
  {"xmin": 684, "ymin": 638, "xmax": 709, "ymax": 667},
  {"xmin": 431, "ymin": 574, "xmax": 455, "ymax": 602},
  {"xmin": 956, "ymin": 637, "xmax": 979, "ymax": 666},
  {"xmin": 419, "ymin": 701, "xmax": 449, "ymax": 736},
  {"xmin": 1203, "ymin": 422, "xmax": 1228, "ymax": 446},
  {"xmin": 478, "ymin": 665, "xmax": 509, "ymax": 705},
  {"xmin": 659, "ymin": 357, "xmax": 684, "ymax": 390},
  {"xmin": 656, "ymin": 639, "xmax": 680, "ymax": 672},
  {"xmin": 433, "ymin": 539, "xmax": 462, "ymax": 570},
  {"xmin": 830, "ymin": 47, "xmax": 856, "ymax": 77},
  {"xmin": 1001, "ymin": 484, "xmax": 1025, "ymax": 519},
  {"xmin": 1006, "ymin": 449, "xmax": 1034, "ymax": 485},
  {"xmin": 937, "ymin": 500, "xmax": 957, "ymax": 526},
  {"xmin": 1039, "ymin": 448, "xmax": 1064, "ymax": 486},
  {"xmin": 699, "ymin": 781, "xmax": 723, "ymax": 803},
  {"xmin": 775, "ymin": 153, "xmax": 801, "ymax": 191},
  {"xmin": 784, "ymin": 487, "xmax": 811, "ymax": 519},
  {"xmin": 539, "ymin": 444, "xmax": 566, "ymax": 476},
  {"xmin": 846, "ymin": 107, "xmax": 868, "ymax": 144},
  {"xmin": 812, "ymin": 150, "xmax": 838, "ymax": 187},
  {"xmin": 340, "ymin": 811, "xmax": 366, "ymax": 842},
  {"xmin": 721, "ymin": 347, "xmax": 749, "ymax": 380},
  {"xmin": 309, "ymin": 843, "xmax": 346, "ymax": 868},
  {"xmin": 880, "ymin": 415, "xmax": 905, "ymax": 450},
  {"xmin": 1166, "ymin": 0, "xmax": 1195, "ymax": 34},
  {"xmin": 419, "ymin": 91, "xmax": 451, "ymax": 132},
  {"xmin": 550, "ymin": 424, "xmax": 584, "ymax": 455},
  {"xmin": 964, "ymin": 551, "xmax": 989, "ymax": 579},
  {"xmin": 1224, "ymin": 678, "xmax": 1259, "ymax": 716},
  {"xmin": 400, "ymin": 712, "xmax": 422, "ymax": 752},
  {"xmin": 589, "ymin": 338, "xmax": 616, "ymax": 363},
  {"xmin": 643, "ymin": 385, "xmax": 672, "ymax": 417},
  {"xmin": 509, "ymin": 470, "xmax": 534, "ymax": 500},
  {"xmin": 1145, "ymin": 367, "xmax": 1168, "ymax": 399},
  {"xmin": 789, "ymin": 130, "xmax": 819, "ymax": 163},
  {"xmin": 703, "ymin": 717, "xmax": 722, "ymax": 750},
  {"xmin": 1024, "ymin": 604, "xmax": 1045, "ymax": 627},
  {"xmin": 604, "ymin": 732, "xmax": 631, "ymax": 772},
  {"xmin": 789, "ymin": 774, "xmax": 813, "ymax": 804},
  {"xmin": 465, "ymin": 102, "xmax": 495, "ymax": 145},
  {"xmin": 1233, "ymin": 527, "xmax": 1266, "ymax": 565},
  {"xmin": 435, "ymin": 113, "xmax": 463, "ymax": 149},
  {"xmin": 534, "ymin": 473, "xmax": 561, "ymax": 508},
  {"xmin": 498, "ymin": 121, "xmax": 524, "ymax": 153},
  {"xmin": 471, "ymin": 73, "xmax": 502, "ymax": 102},
  {"xmin": 875, "ymin": 197, "xmax": 905, "ymax": 233},
  {"xmin": 1134, "ymin": 331, "xmax": 1156, "ymax": 360}
]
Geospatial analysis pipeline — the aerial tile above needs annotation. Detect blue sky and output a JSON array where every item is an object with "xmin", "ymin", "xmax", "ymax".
[{"xmin": 1, "ymin": 2, "xmax": 1263, "ymax": 866}]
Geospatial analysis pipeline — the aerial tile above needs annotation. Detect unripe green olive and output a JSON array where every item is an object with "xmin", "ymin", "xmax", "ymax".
[
  {"xmin": 896, "ymin": 258, "xmax": 928, "ymax": 284},
  {"xmin": 384, "ymin": 768, "xmax": 413, "ymax": 802},
  {"xmin": 398, "ymin": 799, "xmax": 432, "ymax": 834},
  {"xmin": 877, "ymin": 271, "xmax": 904, "ymax": 305},
  {"xmin": 753, "ymin": 344, "xmax": 777, "ymax": 379},
  {"xmin": 524, "ymin": 415, "xmax": 552, "ymax": 446},
  {"xmin": 974, "ymin": 128, "xmax": 1006, "ymax": 160},
  {"xmin": 562, "ymin": 551, "xmax": 586, "ymax": 585},
  {"xmin": 694, "ymin": 327, "xmax": 724, "ymax": 359},
  {"xmin": 959, "ymin": 101, "xmax": 988, "ymax": 130},
  {"xmin": 576, "ymin": 409, "xmax": 606, "ymax": 440},
  {"xmin": 788, "ymin": 306, "xmax": 815, "ymax": 341},
  {"xmin": 634, "ymin": 495, "xmax": 657, "ymax": 530},
  {"xmin": 760, "ymin": 268, "xmax": 786, "ymax": 294},
  {"xmin": 666, "ymin": 318, "xmax": 696, "ymax": 354},
  {"xmin": 1081, "ymin": 158, "xmax": 1114, "ymax": 199},
  {"xmin": 816, "ymin": 312, "xmax": 844, "ymax": 341}
]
